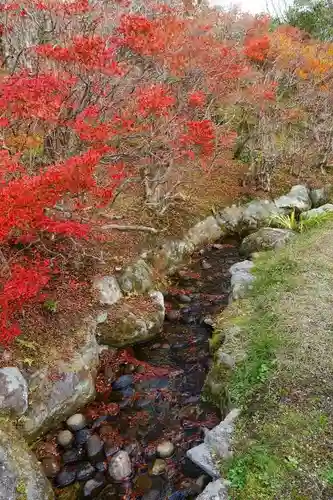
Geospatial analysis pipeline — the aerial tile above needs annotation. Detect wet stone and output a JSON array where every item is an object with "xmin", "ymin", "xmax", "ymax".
[
  {"xmin": 95, "ymin": 461, "xmax": 107, "ymax": 472},
  {"xmin": 91, "ymin": 415, "xmax": 108, "ymax": 430},
  {"xmin": 108, "ymin": 450, "xmax": 132, "ymax": 482},
  {"xmin": 55, "ymin": 466, "xmax": 76, "ymax": 488},
  {"xmin": 57, "ymin": 429, "xmax": 74, "ymax": 448},
  {"xmin": 86, "ymin": 434, "xmax": 104, "ymax": 462},
  {"xmin": 66, "ymin": 413, "xmax": 87, "ymax": 432},
  {"xmin": 157, "ymin": 440, "xmax": 175, "ymax": 458},
  {"xmin": 76, "ymin": 461, "xmax": 95, "ymax": 481},
  {"xmin": 42, "ymin": 456, "xmax": 60, "ymax": 478},
  {"xmin": 150, "ymin": 458, "xmax": 166, "ymax": 476},
  {"xmin": 83, "ymin": 475, "xmax": 105, "ymax": 498},
  {"xmin": 112, "ymin": 374, "xmax": 134, "ymax": 390},
  {"xmin": 75, "ymin": 427, "xmax": 92, "ymax": 446},
  {"xmin": 104, "ymin": 440, "xmax": 119, "ymax": 458},
  {"xmin": 179, "ymin": 294, "xmax": 192, "ymax": 303},
  {"xmin": 63, "ymin": 446, "xmax": 86, "ymax": 464},
  {"xmin": 124, "ymin": 441, "xmax": 139, "ymax": 456}
]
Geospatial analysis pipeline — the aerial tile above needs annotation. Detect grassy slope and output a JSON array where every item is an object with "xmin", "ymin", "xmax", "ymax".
[{"xmin": 217, "ymin": 222, "xmax": 333, "ymax": 499}]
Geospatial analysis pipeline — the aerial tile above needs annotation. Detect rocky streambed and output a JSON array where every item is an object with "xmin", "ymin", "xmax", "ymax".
[{"xmin": 34, "ymin": 240, "xmax": 241, "ymax": 500}]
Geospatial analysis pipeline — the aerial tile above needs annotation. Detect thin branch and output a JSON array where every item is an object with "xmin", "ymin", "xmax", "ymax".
[{"xmin": 101, "ymin": 224, "xmax": 158, "ymax": 234}]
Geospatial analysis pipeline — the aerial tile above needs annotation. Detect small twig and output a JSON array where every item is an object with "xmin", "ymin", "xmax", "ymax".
[{"xmin": 101, "ymin": 224, "xmax": 158, "ymax": 234}]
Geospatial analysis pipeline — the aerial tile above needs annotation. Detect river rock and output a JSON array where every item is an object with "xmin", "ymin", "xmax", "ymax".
[
  {"xmin": 86, "ymin": 434, "xmax": 104, "ymax": 462},
  {"xmin": 66, "ymin": 413, "xmax": 86, "ymax": 432},
  {"xmin": 242, "ymin": 200, "xmax": 281, "ymax": 231},
  {"xmin": 93, "ymin": 275, "xmax": 123, "ymax": 305},
  {"xmin": 97, "ymin": 291, "xmax": 165, "ymax": 347},
  {"xmin": 104, "ymin": 440, "xmax": 119, "ymax": 458},
  {"xmin": 0, "ymin": 367, "xmax": 28, "ymax": 416},
  {"xmin": 55, "ymin": 467, "xmax": 76, "ymax": 488},
  {"xmin": 75, "ymin": 428, "xmax": 91, "ymax": 445},
  {"xmin": 186, "ymin": 216, "xmax": 224, "ymax": 248},
  {"xmin": 83, "ymin": 475, "xmax": 105, "ymax": 498},
  {"xmin": 108, "ymin": 450, "xmax": 132, "ymax": 482},
  {"xmin": 196, "ymin": 479, "xmax": 228, "ymax": 500},
  {"xmin": 41, "ymin": 457, "xmax": 60, "ymax": 479},
  {"xmin": 57, "ymin": 430, "xmax": 74, "ymax": 448},
  {"xmin": 0, "ymin": 422, "xmax": 54, "ymax": 499},
  {"xmin": 76, "ymin": 462, "xmax": 95, "ymax": 481},
  {"xmin": 301, "ymin": 203, "xmax": 333, "ymax": 219},
  {"xmin": 112, "ymin": 374, "xmax": 134, "ymax": 390},
  {"xmin": 310, "ymin": 185, "xmax": 333, "ymax": 207},
  {"xmin": 187, "ymin": 409, "xmax": 240, "ymax": 478},
  {"xmin": 217, "ymin": 350, "xmax": 236, "ymax": 370},
  {"xmin": 275, "ymin": 184, "xmax": 311, "ymax": 213},
  {"xmin": 150, "ymin": 458, "xmax": 166, "ymax": 475},
  {"xmin": 240, "ymin": 227, "xmax": 296, "ymax": 256},
  {"xmin": 22, "ymin": 317, "xmax": 99, "ymax": 441},
  {"xmin": 157, "ymin": 441, "xmax": 175, "ymax": 458},
  {"xmin": 62, "ymin": 447, "xmax": 85, "ymax": 464},
  {"xmin": 149, "ymin": 239, "xmax": 195, "ymax": 274},
  {"xmin": 118, "ymin": 258, "xmax": 154, "ymax": 294},
  {"xmin": 217, "ymin": 200, "xmax": 281, "ymax": 234},
  {"xmin": 186, "ymin": 443, "xmax": 219, "ymax": 478},
  {"xmin": 229, "ymin": 260, "xmax": 254, "ymax": 300}
]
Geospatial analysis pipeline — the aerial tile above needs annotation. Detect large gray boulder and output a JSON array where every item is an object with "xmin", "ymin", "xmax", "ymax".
[
  {"xmin": 275, "ymin": 185, "xmax": 311, "ymax": 213},
  {"xmin": 118, "ymin": 259, "xmax": 154, "ymax": 294},
  {"xmin": 21, "ymin": 318, "xmax": 99, "ymax": 441},
  {"xmin": 149, "ymin": 239, "xmax": 195, "ymax": 274},
  {"xmin": 196, "ymin": 479, "xmax": 228, "ymax": 500},
  {"xmin": 0, "ymin": 422, "xmax": 54, "ymax": 500},
  {"xmin": 309, "ymin": 185, "xmax": 332, "ymax": 208},
  {"xmin": 216, "ymin": 205, "xmax": 245, "ymax": 233},
  {"xmin": 241, "ymin": 200, "xmax": 281, "ymax": 231},
  {"xmin": 0, "ymin": 368, "xmax": 28, "ymax": 417},
  {"xmin": 240, "ymin": 227, "xmax": 296, "ymax": 257},
  {"xmin": 229, "ymin": 261, "xmax": 254, "ymax": 301},
  {"xmin": 216, "ymin": 200, "xmax": 281, "ymax": 234},
  {"xmin": 97, "ymin": 291, "xmax": 165, "ymax": 347},
  {"xmin": 301, "ymin": 203, "xmax": 333, "ymax": 220},
  {"xmin": 92, "ymin": 276, "xmax": 123, "ymax": 305},
  {"xmin": 187, "ymin": 409, "xmax": 240, "ymax": 478},
  {"xmin": 186, "ymin": 216, "xmax": 225, "ymax": 247}
]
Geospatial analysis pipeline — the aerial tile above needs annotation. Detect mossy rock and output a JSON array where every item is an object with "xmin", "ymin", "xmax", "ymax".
[
  {"xmin": 0, "ymin": 420, "xmax": 54, "ymax": 499},
  {"xmin": 97, "ymin": 292, "xmax": 164, "ymax": 347}
]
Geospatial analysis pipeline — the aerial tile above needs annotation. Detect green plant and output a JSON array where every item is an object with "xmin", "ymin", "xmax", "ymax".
[
  {"xmin": 43, "ymin": 299, "xmax": 58, "ymax": 313},
  {"xmin": 268, "ymin": 210, "xmax": 299, "ymax": 230},
  {"xmin": 269, "ymin": 209, "xmax": 333, "ymax": 233}
]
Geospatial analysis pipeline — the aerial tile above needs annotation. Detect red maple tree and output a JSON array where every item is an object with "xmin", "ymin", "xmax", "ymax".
[{"xmin": 0, "ymin": 1, "xmax": 276, "ymax": 345}]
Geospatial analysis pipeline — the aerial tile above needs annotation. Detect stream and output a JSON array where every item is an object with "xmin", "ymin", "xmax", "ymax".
[{"xmin": 36, "ymin": 239, "xmax": 241, "ymax": 500}]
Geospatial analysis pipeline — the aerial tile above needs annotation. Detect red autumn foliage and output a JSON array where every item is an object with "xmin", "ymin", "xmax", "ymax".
[{"xmin": 0, "ymin": 1, "xmax": 278, "ymax": 346}]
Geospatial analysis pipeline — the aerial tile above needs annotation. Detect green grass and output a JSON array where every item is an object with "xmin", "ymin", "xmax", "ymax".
[
  {"xmin": 212, "ymin": 221, "xmax": 333, "ymax": 499},
  {"xmin": 269, "ymin": 208, "xmax": 333, "ymax": 233}
]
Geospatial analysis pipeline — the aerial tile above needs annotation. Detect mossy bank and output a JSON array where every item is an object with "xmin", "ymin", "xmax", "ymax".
[{"xmin": 209, "ymin": 221, "xmax": 333, "ymax": 499}]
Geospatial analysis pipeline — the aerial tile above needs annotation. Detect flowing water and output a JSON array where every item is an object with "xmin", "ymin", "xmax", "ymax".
[{"xmin": 37, "ymin": 239, "xmax": 241, "ymax": 500}]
